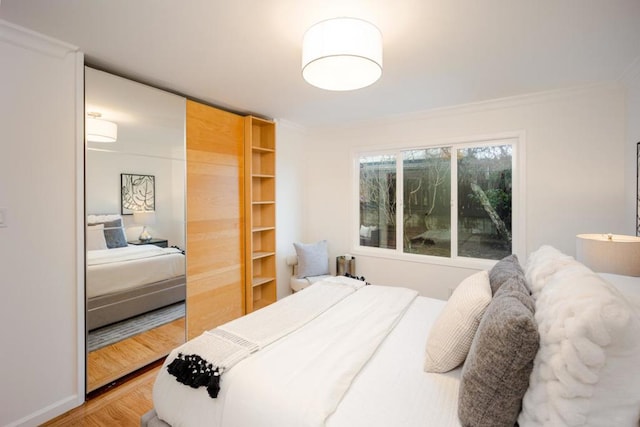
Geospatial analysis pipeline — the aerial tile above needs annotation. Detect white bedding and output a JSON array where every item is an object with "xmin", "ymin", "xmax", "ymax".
[
  {"xmin": 86, "ymin": 245, "xmax": 185, "ymax": 299},
  {"xmin": 153, "ymin": 283, "xmax": 461, "ymax": 427}
]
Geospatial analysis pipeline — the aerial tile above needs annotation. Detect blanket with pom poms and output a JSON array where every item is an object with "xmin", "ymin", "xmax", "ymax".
[{"xmin": 166, "ymin": 353, "xmax": 222, "ymax": 398}]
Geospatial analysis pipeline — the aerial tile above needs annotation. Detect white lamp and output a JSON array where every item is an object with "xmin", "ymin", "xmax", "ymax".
[
  {"xmin": 302, "ymin": 17, "xmax": 383, "ymax": 91},
  {"xmin": 576, "ymin": 233, "xmax": 640, "ymax": 276},
  {"xmin": 86, "ymin": 112, "xmax": 118, "ymax": 143},
  {"xmin": 133, "ymin": 210, "xmax": 156, "ymax": 242}
]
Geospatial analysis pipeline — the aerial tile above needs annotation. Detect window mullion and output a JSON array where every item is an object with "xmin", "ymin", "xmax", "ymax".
[
  {"xmin": 450, "ymin": 148, "xmax": 458, "ymax": 259},
  {"xmin": 396, "ymin": 150, "xmax": 404, "ymax": 254}
]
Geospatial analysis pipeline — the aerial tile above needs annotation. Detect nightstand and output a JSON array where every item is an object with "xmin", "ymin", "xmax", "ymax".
[{"xmin": 128, "ymin": 238, "xmax": 168, "ymax": 248}]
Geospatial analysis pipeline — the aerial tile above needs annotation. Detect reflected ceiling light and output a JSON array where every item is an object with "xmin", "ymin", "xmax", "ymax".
[
  {"xmin": 86, "ymin": 112, "xmax": 118, "ymax": 142},
  {"xmin": 302, "ymin": 17, "xmax": 383, "ymax": 91}
]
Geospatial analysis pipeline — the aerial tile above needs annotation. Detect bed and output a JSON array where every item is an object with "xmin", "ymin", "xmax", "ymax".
[
  {"xmin": 143, "ymin": 246, "xmax": 640, "ymax": 427},
  {"xmin": 86, "ymin": 214, "xmax": 186, "ymax": 331}
]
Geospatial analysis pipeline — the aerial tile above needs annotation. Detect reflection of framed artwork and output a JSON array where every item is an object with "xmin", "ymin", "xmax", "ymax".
[{"xmin": 121, "ymin": 173, "xmax": 155, "ymax": 215}]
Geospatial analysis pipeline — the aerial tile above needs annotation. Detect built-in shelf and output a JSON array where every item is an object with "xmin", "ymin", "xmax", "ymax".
[
  {"xmin": 244, "ymin": 116, "xmax": 277, "ymax": 314},
  {"xmin": 253, "ymin": 251, "xmax": 275, "ymax": 260},
  {"xmin": 252, "ymin": 276, "xmax": 275, "ymax": 287}
]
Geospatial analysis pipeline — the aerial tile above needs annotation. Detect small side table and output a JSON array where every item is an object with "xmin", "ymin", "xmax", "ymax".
[
  {"xmin": 336, "ymin": 255, "xmax": 356, "ymax": 276},
  {"xmin": 128, "ymin": 238, "xmax": 168, "ymax": 248}
]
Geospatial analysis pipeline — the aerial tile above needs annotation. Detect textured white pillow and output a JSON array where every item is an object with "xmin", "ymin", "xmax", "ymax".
[
  {"xmin": 293, "ymin": 240, "xmax": 329, "ymax": 278},
  {"xmin": 524, "ymin": 245, "xmax": 576, "ymax": 299},
  {"xmin": 519, "ymin": 259, "xmax": 640, "ymax": 427},
  {"xmin": 424, "ymin": 270, "xmax": 492, "ymax": 373},
  {"xmin": 86, "ymin": 224, "xmax": 108, "ymax": 250}
]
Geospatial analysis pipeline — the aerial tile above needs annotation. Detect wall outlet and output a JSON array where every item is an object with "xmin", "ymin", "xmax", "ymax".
[{"xmin": 0, "ymin": 208, "xmax": 7, "ymax": 228}]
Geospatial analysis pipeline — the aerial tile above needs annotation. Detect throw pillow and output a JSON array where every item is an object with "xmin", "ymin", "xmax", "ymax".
[
  {"xmin": 458, "ymin": 285, "xmax": 539, "ymax": 427},
  {"xmin": 518, "ymin": 260, "xmax": 640, "ymax": 427},
  {"xmin": 102, "ymin": 218, "xmax": 128, "ymax": 248},
  {"xmin": 293, "ymin": 240, "xmax": 329, "ymax": 278},
  {"xmin": 488, "ymin": 253, "xmax": 526, "ymax": 295},
  {"xmin": 86, "ymin": 224, "xmax": 108, "ymax": 251},
  {"xmin": 424, "ymin": 270, "xmax": 492, "ymax": 373}
]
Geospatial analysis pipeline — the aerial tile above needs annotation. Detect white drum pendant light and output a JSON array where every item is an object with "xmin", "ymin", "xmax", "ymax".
[
  {"xmin": 86, "ymin": 112, "xmax": 118, "ymax": 143},
  {"xmin": 302, "ymin": 17, "xmax": 383, "ymax": 91}
]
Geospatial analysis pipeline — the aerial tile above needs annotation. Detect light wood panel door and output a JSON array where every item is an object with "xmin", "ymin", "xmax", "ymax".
[{"xmin": 186, "ymin": 100, "xmax": 245, "ymax": 339}]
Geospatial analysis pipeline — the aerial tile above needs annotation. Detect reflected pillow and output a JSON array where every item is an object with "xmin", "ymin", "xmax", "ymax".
[
  {"xmin": 86, "ymin": 224, "xmax": 108, "ymax": 251},
  {"xmin": 293, "ymin": 240, "xmax": 329, "ymax": 278},
  {"xmin": 101, "ymin": 218, "xmax": 128, "ymax": 248}
]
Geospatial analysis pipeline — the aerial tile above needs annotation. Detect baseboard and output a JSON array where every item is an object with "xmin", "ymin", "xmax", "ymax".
[{"xmin": 6, "ymin": 394, "xmax": 83, "ymax": 427}]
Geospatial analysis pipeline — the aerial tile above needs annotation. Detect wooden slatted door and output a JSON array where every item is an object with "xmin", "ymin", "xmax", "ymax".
[{"xmin": 186, "ymin": 100, "xmax": 245, "ymax": 339}]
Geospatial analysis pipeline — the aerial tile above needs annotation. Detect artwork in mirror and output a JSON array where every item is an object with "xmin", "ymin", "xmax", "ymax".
[
  {"xmin": 85, "ymin": 67, "xmax": 187, "ymax": 393},
  {"xmin": 121, "ymin": 173, "xmax": 155, "ymax": 214}
]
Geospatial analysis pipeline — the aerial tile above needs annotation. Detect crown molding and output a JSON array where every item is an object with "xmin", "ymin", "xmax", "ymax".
[{"xmin": 0, "ymin": 19, "xmax": 78, "ymax": 59}]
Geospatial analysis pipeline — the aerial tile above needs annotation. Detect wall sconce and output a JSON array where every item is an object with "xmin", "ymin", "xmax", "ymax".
[
  {"xmin": 302, "ymin": 17, "xmax": 383, "ymax": 91},
  {"xmin": 576, "ymin": 233, "xmax": 640, "ymax": 276},
  {"xmin": 86, "ymin": 112, "xmax": 118, "ymax": 142},
  {"xmin": 133, "ymin": 210, "xmax": 156, "ymax": 242}
]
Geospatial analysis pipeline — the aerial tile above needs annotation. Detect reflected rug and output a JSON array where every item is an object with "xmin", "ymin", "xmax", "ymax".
[{"xmin": 88, "ymin": 302, "xmax": 185, "ymax": 352}]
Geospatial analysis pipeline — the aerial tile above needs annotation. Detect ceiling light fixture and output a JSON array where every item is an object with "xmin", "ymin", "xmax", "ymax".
[
  {"xmin": 86, "ymin": 112, "xmax": 118, "ymax": 142},
  {"xmin": 302, "ymin": 17, "xmax": 383, "ymax": 91}
]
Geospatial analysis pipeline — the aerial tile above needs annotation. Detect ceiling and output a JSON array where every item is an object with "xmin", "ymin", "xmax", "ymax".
[{"xmin": 2, "ymin": 0, "xmax": 640, "ymax": 127}]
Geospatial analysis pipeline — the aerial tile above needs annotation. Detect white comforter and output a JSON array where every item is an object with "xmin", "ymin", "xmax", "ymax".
[
  {"xmin": 86, "ymin": 245, "xmax": 185, "ymax": 298},
  {"xmin": 153, "ymin": 281, "xmax": 462, "ymax": 427}
]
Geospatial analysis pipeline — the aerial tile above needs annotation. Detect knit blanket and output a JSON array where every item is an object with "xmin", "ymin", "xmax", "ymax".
[{"xmin": 166, "ymin": 276, "xmax": 366, "ymax": 397}]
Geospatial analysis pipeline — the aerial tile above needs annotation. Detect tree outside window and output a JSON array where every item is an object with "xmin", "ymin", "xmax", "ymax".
[{"xmin": 358, "ymin": 141, "xmax": 514, "ymax": 261}]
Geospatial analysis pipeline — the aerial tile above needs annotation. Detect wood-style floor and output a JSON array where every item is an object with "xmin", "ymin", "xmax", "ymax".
[
  {"xmin": 43, "ymin": 362, "xmax": 160, "ymax": 426},
  {"xmin": 87, "ymin": 318, "xmax": 185, "ymax": 392},
  {"xmin": 43, "ymin": 318, "xmax": 186, "ymax": 425}
]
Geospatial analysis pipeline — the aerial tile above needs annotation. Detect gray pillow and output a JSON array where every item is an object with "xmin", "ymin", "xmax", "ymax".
[
  {"xmin": 293, "ymin": 240, "xmax": 329, "ymax": 278},
  {"xmin": 488, "ymin": 254, "xmax": 526, "ymax": 295},
  {"xmin": 101, "ymin": 218, "xmax": 128, "ymax": 248},
  {"xmin": 458, "ymin": 286, "xmax": 539, "ymax": 427}
]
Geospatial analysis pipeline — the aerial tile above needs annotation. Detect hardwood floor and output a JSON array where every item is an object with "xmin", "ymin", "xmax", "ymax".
[
  {"xmin": 43, "ymin": 362, "xmax": 160, "ymax": 426},
  {"xmin": 87, "ymin": 318, "xmax": 185, "ymax": 392},
  {"xmin": 44, "ymin": 318, "xmax": 186, "ymax": 425}
]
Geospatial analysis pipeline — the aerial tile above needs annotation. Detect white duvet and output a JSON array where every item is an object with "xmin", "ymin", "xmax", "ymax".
[
  {"xmin": 86, "ymin": 245, "xmax": 185, "ymax": 299},
  {"xmin": 153, "ymin": 281, "xmax": 462, "ymax": 427}
]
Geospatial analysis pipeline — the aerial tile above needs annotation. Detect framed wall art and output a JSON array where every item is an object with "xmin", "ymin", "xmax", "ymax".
[{"xmin": 121, "ymin": 173, "xmax": 155, "ymax": 214}]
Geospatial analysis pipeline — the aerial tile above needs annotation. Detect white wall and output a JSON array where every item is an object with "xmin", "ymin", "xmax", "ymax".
[
  {"xmin": 623, "ymin": 59, "xmax": 640, "ymax": 234},
  {"xmin": 298, "ymin": 84, "xmax": 627, "ymax": 299},
  {"xmin": 86, "ymin": 150, "xmax": 186, "ymax": 247},
  {"xmin": 0, "ymin": 21, "xmax": 84, "ymax": 426},
  {"xmin": 275, "ymin": 120, "xmax": 307, "ymax": 298}
]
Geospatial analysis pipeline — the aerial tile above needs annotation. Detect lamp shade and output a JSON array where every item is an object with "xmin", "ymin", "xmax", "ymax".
[
  {"xmin": 86, "ymin": 116, "xmax": 118, "ymax": 142},
  {"xmin": 576, "ymin": 233, "xmax": 640, "ymax": 276},
  {"xmin": 133, "ymin": 210, "xmax": 156, "ymax": 226},
  {"xmin": 302, "ymin": 17, "xmax": 383, "ymax": 91}
]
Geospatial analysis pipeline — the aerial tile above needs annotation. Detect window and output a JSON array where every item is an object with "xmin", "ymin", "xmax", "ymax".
[{"xmin": 358, "ymin": 138, "xmax": 518, "ymax": 262}]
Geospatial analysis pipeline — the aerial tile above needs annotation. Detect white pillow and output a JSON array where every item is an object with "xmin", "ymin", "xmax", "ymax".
[
  {"xmin": 525, "ymin": 245, "xmax": 576, "ymax": 299},
  {"xmin": 86, "ymin": 224, "xmax": 108, "ymax": 250},
  {"xmin": 293, "ymin": 240, "xmax": 329, "ymax": 278},
  {"xmin": 519, "ymin": 259, "xmax": 640, "ymax": 427},
  {"xmin": 424, "ymin": 270, "xmax": 492, "ymax": 373}
]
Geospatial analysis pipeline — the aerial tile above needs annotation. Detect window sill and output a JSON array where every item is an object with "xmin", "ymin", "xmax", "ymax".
[{"xmin": 351, "ymin": 245, "xmax": 500, "ymax": 271}]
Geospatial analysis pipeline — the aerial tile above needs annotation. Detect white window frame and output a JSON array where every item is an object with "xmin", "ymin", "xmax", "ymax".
[{"xmin": 352, "ymin": 132, "xmax": 526, "ymax": 269}]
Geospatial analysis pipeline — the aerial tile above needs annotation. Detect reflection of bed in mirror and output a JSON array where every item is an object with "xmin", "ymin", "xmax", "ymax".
[{"xmin": 86, "ymin": 214, "xmax": 186, "ymax": 331}]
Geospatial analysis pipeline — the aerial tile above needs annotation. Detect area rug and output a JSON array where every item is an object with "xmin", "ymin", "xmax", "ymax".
[{"xmin": 88, "ymin": 302, "xmax": 185, "ymax": 352}]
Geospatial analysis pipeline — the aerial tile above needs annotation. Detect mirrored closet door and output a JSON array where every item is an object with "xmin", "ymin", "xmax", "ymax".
[{"xmin": 85, "ymin": 67, "xmax": 187, "ymax": 393}]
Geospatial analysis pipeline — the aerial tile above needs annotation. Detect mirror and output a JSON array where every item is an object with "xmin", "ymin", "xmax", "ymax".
[{"xmin": 85, "ymin": 67, "xmax": 186, "ymax": 393}]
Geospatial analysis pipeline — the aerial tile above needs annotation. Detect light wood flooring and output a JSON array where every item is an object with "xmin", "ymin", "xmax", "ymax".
[
  {"xmin": 87, "ymin": 318, "xmax": 185, "ymax": 392},
  {"xmin": 43, "ymin": 318, "xmax": 186, "ymax": 425},
  {"xmin": 43, "ymin": 362, "xmax": 160, "ymax": 426}
]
